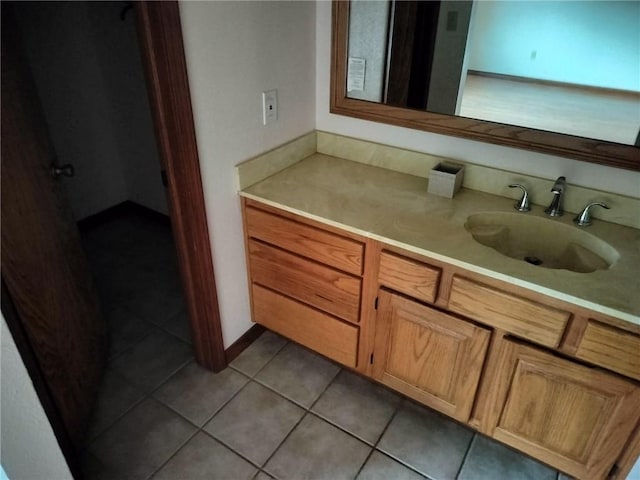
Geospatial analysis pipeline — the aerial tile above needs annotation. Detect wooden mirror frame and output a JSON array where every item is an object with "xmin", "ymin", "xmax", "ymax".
[{"xmin": 330, "ymin": 1, "xmax": 640, "ymax": 171}]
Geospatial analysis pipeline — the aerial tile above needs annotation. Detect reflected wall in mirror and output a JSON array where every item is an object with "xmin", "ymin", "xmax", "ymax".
[{"xmin": 331, "ymin": 1, "xmax": 640, "ymax": 171}]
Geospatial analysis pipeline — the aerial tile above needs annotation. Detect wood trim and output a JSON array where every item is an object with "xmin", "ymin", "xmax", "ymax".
[
  {"xmin": 241, "ymin": 198, "xmax": 257, "ymax": 328},
  {"xmin": 469, "ymin": 328, "xmax": 508, "ymax": 434},
  {"xmin": 224, "ymin": 323, "xmax": 266, "ymax": 364},
  {"xmin": 560, "ymin": 314, "xmax": 589, "ymax": 356},
  {"xmin": 331, "ymin": 2, "xmax": 640, "ymax": 171},
  {"xmin": 359, "ymin": 238, "xmax": 382, "ymax": 375},
  {"xmin": 135, "ymin": 2, "xmax": 225, "ymax": 371},
  {"xmin": 76, "ymin": 201, "xmax": 170, "ymax": 232},
  {"xmin": 1, "ymin": 280, "xmax": 80, "ymax": 478}
]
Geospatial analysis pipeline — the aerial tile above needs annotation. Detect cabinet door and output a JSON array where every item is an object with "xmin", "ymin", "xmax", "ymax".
[
  {"xmin": 373, "ymin": 290, "xmax": 490, "ymax": 421},
  {"xmin": 488, "ymin": 340, "xmax": 640, "ymax": 480}
]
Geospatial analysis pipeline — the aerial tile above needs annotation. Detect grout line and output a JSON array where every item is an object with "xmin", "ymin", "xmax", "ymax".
[
  {"xmin": 306, "ymin": 366, "xmax": 341, "ymax": 413},
  {"xmin": 106, "ymin": 324, "xmax": 161, "ymax": 365},
  {"xmin": 194, "ymin": 374, "xmax": 253, "ymax": 429},
  {"xmin": 145, "ymin": 428, "xmax": 200, "ymax": 480},
  {"xmin": 353, "ymin": 448, "xmax": 375, "ymax": 479},
  {"xmin": 198, "ymin": 429, "xmax": 264, "ymax": 470},
  {"xmin": 370, "ymin": 449, "xmax": 432, "ymax": 480},
  {"xmin": 259, "ymin": 410, "xmax": 311, "ymax": 479},
  {"xmin": 370, "ymin": 400, "xmax": 436, "ymax": 480},
  {"xmin": 84, "ymin": 394, "xmax": 147, "ymax": 446},
  {"xmin": 372, "ymin": 397, "xmax": 402, "ymax": 450},
  {"xmin": 454, "ymin": 432, "xmax": 477, "ymax": 479},
  {"xmin": 145, "ymin": 375, "xmax": 257, "ymax": 478},
  {"xmin": 242, "ymin": 337, "xmax": 290, "ymax": 379}
]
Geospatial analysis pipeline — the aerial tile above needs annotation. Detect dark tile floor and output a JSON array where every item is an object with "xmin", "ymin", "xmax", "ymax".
[{"xmin": 81, "ymin": 211, "xmax": 568, "ymax": 480}]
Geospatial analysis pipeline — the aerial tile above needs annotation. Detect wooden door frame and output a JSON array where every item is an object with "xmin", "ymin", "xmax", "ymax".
[{"xmin": 135, "ymin": 1, "xmax": 226, "ymax": 372}]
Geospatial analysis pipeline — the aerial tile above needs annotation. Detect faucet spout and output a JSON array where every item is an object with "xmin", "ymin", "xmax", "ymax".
[
  {"xmin": 545, "ymin": 176, "xmax": 566, "ymax": 217},
  {"xmin": 550, "ymin": 176, "xmax": 566, "ymax": 194}
]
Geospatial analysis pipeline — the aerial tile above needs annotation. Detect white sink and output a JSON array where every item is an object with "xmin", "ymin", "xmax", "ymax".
[{"xmin": 465, "ymin": 212, "xmax": 619, "ymax": 273}]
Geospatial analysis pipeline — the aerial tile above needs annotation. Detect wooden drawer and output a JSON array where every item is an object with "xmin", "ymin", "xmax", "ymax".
[
  {"xmin": 448, "ymin": 276, "xmax": 570, "ymax": 348},
  {"xmin": 245, "ymin": 206, "xmax": 363, "ymax": 275},
  {"xmin": 252, "ymin": 284, "xmax": 358, "ymax": 367},
  {"xmin": 378, "ymin": 251, "xmax": 440, "ymax": 304},
  {"xmin": 575, "ymin": 321, "xmax": 640, "ymax": 380},
  {"xmin": 249, "ymin": 239, "xmax": 361, "ymax": 323}
]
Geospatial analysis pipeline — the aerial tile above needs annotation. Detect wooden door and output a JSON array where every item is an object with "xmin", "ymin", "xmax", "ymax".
[
  {"xmin": 1, "ymin": 12, "xmax": 106, "ymax": 451},
  {"xmin": 372, "ymin": 290, "xmax": 490, "ymax": 421},
  {"xmin": 488, "ymin": 340, "xmax": 640, "ymax": 479}
]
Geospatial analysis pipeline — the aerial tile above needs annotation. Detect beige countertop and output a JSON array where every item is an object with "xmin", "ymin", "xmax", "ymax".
[{"xmin": 240, "ymin": 154, "xmax": 640, "ymax": 325}]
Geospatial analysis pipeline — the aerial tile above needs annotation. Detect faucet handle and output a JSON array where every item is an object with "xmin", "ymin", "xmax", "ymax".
[
  {"xmin": 574, "ymin": 202, "xmax": 610, "ymax": 227},
  {"xmin": 508, "ymin": 184, "xmax": 531, "ymax": 212}
]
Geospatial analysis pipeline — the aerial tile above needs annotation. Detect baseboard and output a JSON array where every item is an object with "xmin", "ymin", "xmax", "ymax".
[
  {"xmin": 224, "ymin": 323, "xmax": 266, "ymax": 364},
  {"xmin": 467, "ymin": 70, "xmax": 640, "ymax": 98},
  {"xmin": 77, "ymin": 201, "xmax": 170, "ymax": 232}
]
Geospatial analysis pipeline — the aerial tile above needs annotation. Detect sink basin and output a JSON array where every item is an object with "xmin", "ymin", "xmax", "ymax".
[{"xmin": 465, "ymin": 212, "xmax": 619, "ymax": 273}]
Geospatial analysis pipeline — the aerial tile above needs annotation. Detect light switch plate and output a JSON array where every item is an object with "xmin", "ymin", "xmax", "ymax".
[{"xmin": 262, "ymin": 89, "xmax": 278, "ymax": 125}]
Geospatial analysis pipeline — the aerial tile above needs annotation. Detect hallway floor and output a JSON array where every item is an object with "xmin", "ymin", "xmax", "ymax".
[{"xmin": 80, "ymin": 211, "xmax": 569, "ymax": 480}]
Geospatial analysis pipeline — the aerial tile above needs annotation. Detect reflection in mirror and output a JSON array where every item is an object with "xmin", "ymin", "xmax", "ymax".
[{"xmin": 346, "ymin": 1, "xmax": 640, "ymax": 145}]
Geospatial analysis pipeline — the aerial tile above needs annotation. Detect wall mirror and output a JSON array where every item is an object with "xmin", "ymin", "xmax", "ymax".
[{"xmin": 330, "ymin": 1, "xmax": 640, "ymax": 171}]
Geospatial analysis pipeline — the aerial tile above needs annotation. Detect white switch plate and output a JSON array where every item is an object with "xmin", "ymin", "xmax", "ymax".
[{"xmin": 262, "ymin": 89, "xmax": 278, "ymax": 125}]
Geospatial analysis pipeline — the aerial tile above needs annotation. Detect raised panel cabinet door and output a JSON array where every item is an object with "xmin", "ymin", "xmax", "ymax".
[
  {"xmin": 372, "ymin": 290, "xmax": 490, "ymax": 421},
  {"xmin": 489, "ymin": 340, "xmax": 640, "ymax": 480}
]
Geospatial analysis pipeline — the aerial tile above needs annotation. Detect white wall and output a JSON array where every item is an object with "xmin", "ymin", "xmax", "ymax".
[
  {"xmin": 315, "ymin": 1, "xmax": 640, "ymax": 198},
  {"xmin": 14, "ymin": 2, "xmax": 168, "ymax": 220},
  {"xmin": 1, "ymin": 315, "xmax": 72, "ymax": 480},
  {"xmin": 179, "ymin": 1, "xmax": 316, "ymax": 346},
  {"xmin": 468, "ymin": 1, "xmax": 640, "ymax": 92}
]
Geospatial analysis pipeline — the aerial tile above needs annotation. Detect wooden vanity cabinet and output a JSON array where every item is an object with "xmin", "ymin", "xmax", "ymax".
[
  {"xmin": 372, "ymin": 290, "xmax": 490, "ymax": 422},
  {"xmin": 485, "ymin": 339, "xmax": 640, "ymax": 480},
  {"xmin": 242, "ymin": 199, "xmax": 640, "ymax": 479}
]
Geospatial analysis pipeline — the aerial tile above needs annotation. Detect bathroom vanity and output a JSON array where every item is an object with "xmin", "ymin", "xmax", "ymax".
[{"xmin": 239, "ymin": 151, "xmax": 640, "ymax": 480}]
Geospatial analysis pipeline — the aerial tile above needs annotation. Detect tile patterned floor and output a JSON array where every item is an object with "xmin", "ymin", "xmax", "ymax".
[{"xmin": 81, "ymin": 211, "xmax": 567, "ymax": 480}]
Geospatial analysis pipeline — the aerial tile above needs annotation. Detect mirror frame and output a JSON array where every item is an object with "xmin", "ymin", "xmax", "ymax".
[{"xmin": 330, "ymin": 1, "xmax": 640, "ymax": 171}]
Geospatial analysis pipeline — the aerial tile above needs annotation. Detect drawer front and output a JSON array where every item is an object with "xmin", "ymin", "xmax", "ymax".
[
  {"xmin": 576, "ymin": 321, "xmax": 640, "ymax": 380},
  {"xmin": 448, "ymin": 276, "xmax": 570, "ymax": 347},
  {"xmin": 378, "ymin": 251, "xmax": 440, "ymax": 304},
  {"xmin": 245, "ymin": 206, "xmax": 363, "ymax": 275},
  {"xmin": 249, "ymin": 240, "xmax": 361, "ymax": 323},
  {"xmin": 252, "ymin": 284, "xmax": 358, "ymax": 367}
]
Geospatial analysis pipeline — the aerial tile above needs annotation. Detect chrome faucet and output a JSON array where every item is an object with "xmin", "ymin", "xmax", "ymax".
[
  {"xmin": 545, "ymin": 176, "xmax": 566, "ymax": 217},
  {"xmin": 574, "ymin": 202, "xmax": 610, "ymax": 226}
]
